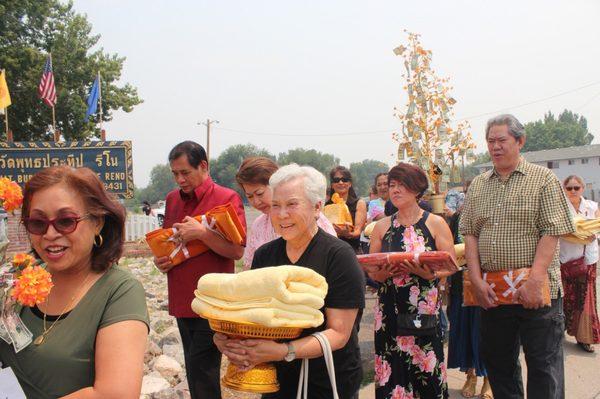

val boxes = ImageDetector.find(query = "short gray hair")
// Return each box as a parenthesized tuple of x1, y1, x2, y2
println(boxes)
(269, 163, 327, 206)
(485, 114, 525, 140)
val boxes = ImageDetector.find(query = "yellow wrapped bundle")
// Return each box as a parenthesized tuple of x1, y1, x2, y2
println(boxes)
(191, 266, 328, 328)
(454, 243, 466, 267)
(363, 221, 377, 238)
(562, 216, 600, 245)
(323, 193, 353, 227)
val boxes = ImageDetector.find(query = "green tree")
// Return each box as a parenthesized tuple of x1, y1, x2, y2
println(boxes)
(469, 152, 490, 165)
(277, 148, 340, 176)
(460, 152, 491, 183)
(522, 110, 593, 152)
(211, 144, 274, 197)
(0, 0, 142, 141)
(349, 159, 389, 197)
(137, 164, 177, 204)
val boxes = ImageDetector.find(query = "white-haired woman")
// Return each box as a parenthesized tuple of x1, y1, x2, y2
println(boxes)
(235, 157, 336, 270)
(214, 164, 365, 399)
(559, 175, 600, 353)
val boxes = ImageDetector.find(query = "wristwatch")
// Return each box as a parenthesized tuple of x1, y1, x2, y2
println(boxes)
(283, 342, 296, 362)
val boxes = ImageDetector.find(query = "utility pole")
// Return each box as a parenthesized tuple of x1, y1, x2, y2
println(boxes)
(198, 119, 219, 161)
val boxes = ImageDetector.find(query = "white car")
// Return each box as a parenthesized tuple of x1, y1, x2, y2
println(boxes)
(151, 200, 166, 226)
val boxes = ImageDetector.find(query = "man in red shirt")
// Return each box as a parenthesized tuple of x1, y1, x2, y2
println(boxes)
(154, 141, 246, 399)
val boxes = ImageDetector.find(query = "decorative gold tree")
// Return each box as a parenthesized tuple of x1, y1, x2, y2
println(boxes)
(393, 31, 476, 198)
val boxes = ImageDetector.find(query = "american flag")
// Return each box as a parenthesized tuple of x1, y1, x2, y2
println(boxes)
(38, 55, 57, 107)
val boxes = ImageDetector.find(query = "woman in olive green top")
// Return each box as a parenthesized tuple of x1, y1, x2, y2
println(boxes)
(0, 166, 149, 398)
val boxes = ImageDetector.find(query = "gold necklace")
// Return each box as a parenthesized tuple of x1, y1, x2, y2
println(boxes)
(34, 272, 93, 346)
(397, 208, 423, 227)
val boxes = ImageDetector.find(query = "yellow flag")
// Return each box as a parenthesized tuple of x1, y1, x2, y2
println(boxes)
(0, 70, 12, 109)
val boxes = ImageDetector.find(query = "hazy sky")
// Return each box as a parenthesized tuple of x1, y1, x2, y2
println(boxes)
(73, 0, 600, 187)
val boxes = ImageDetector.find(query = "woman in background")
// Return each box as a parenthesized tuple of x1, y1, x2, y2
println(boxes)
(367, 172, 389, 222)
(361, 173, 389, 289)
(236, 157, 336, 270)
(326, 166, 367, 253)
(559, 175, 600, 353)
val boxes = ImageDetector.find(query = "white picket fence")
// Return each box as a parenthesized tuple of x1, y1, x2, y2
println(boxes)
(125, 214, 161, 241)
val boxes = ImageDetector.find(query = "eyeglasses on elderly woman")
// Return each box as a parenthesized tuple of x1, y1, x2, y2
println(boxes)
(565, 186, 581, 192)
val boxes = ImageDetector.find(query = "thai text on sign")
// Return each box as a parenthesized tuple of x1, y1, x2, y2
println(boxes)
(0, 141, 134, 198)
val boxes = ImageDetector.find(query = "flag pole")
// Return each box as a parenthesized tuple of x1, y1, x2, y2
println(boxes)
(3, 107, 8, 138)
(1, 69, 8, 138)
(51, 105, 57, 140)
(98, 71, 104, 136)
(49, 53, 57, 139)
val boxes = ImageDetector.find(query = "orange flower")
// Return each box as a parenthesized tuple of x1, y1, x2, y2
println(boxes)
(11, 266, 53, 307)
(0, 177, 24, 213)
(12, 253, 36, 269)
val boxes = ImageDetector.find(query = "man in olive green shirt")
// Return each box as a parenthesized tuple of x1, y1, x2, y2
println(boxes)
(460, 114, 575, 399)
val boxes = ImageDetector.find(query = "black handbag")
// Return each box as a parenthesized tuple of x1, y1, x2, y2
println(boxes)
(396, 314, 438, 336)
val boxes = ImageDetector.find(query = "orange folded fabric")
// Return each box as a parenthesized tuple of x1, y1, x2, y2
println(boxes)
(145, 202, 246, 266)
(204, 203, 245, 246)
(463, 267, 551, 307)
(357, 251, 459, 273)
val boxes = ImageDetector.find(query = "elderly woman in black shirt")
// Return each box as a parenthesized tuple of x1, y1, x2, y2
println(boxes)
(214, 163, 365, 399)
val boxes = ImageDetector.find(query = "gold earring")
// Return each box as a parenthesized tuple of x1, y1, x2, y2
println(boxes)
(94, 234, 104, 247)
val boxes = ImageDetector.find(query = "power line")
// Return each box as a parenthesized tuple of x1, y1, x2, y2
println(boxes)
(214, 126, 393, 137)
(576, 89, 600, 112)
(455, 80, 600, 121)
(212, 80, 600, 137)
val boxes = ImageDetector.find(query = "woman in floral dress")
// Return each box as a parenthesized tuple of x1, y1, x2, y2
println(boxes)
(369, 163, 456, 399)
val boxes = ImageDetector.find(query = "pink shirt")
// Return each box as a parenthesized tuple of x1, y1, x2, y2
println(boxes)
(243, 212, 337, 270)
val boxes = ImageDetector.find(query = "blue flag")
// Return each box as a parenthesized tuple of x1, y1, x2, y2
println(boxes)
(85, 75, 100, 122)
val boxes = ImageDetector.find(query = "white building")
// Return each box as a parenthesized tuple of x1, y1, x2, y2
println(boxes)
(475, 144, 600, 201)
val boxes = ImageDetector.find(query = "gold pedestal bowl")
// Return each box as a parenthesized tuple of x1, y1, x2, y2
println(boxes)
(208, 319, 303, 393)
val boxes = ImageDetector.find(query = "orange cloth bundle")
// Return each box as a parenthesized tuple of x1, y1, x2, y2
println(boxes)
(357, 251, 459, 273)
(323, 193, 353, 227)
(462, 267, 551, 307)
(206, 203, 246, 247)
(145, 202, 246, 266)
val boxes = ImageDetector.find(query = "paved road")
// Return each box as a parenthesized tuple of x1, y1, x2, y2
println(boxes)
(359, 277, 600, 399)
(359, 332, 599, 398)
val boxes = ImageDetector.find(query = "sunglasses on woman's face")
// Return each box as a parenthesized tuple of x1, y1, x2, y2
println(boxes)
(23, 214, 90, 235)
(332, 177, 351, 183)
(565, 186, 581, 192)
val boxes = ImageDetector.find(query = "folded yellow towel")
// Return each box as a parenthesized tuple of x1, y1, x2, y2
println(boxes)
(192, 265, 328, 328)
(191, 297, 324, 327)
(562, 216, 600, 244)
